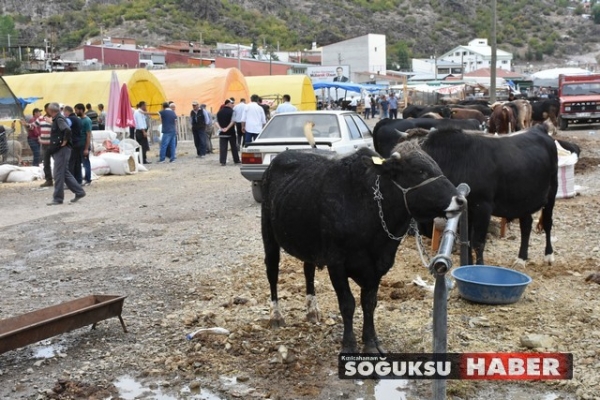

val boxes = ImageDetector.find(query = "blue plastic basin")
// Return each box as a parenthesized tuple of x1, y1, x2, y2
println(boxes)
(451, 265, 532, 305)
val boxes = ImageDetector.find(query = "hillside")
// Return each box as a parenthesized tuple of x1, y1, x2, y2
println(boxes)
(1, 0, 599, 69)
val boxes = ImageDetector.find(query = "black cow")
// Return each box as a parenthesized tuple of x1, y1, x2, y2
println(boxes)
(261, 144, 466, 354)
(373, 119, 484, 157)
(374, 124, 558, 266)
(402, 104, 452, 119)
(531, 98, 560, 125)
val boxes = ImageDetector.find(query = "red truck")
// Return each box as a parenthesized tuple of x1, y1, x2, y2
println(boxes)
(558, 73, 600, 130)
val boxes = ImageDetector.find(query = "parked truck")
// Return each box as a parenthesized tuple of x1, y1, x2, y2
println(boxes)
(558, 73, 600, 130)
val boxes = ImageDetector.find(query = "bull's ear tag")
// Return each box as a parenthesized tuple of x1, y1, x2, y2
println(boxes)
(371, 156, 385, 165)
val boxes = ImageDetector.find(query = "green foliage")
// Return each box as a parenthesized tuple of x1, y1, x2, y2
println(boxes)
(574, 4, 585, 16)
(4, 59, 21, 75)
(593, 4, 600, 23)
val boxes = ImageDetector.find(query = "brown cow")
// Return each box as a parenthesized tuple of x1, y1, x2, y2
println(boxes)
(509, 99, 532, 131)
(450, 107, 486, 123)
(488, 103, 518, 134)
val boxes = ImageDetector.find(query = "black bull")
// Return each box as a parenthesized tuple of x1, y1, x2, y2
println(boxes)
(372, 118, 484, 156)
(373, 123, 559, 266)
(261, 143, 466, 354)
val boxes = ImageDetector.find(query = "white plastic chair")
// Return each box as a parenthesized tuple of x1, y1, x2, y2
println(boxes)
(118, 138, 143, 166)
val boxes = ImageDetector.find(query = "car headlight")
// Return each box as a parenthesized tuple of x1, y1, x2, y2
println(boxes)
(564, 106, 571, 111)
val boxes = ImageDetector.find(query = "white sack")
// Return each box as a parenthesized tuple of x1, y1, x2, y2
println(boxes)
(99, 152, 137, 175)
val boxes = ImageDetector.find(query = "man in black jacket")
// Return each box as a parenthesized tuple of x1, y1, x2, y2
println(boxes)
(46, 102, 86, 206)
(215, 99, 240, 166)
(190, 101, 207, 157)
(64, 105, 84, 184)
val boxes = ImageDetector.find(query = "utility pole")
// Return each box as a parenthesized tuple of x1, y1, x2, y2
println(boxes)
(237, 43, 241, 72)
(490, 0, 497, 103)
(101, 26, 105, 67)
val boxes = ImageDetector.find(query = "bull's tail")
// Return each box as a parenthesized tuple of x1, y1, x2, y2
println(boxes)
(304, 121, 316, 148)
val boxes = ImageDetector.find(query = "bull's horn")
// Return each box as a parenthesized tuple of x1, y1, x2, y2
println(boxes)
(394, 129, 409, 139)
(391, 152, 401, 160)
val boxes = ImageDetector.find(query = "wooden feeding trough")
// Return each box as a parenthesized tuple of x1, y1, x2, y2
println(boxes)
(0, 295, 127, 355)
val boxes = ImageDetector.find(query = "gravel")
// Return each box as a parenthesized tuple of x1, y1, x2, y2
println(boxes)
(1, 126, 599, 400)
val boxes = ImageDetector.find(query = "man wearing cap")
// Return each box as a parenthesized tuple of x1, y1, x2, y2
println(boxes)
(241, 94, 266, 144)
(158, 101, 178, 163)
(190, 101, 207, 158)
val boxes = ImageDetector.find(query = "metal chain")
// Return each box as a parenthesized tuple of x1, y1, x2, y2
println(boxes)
(373, 175, 435, 268)
(373, 175, 407, 242)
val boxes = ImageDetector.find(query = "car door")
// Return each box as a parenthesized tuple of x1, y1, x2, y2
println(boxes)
(339, 114, 373, 154)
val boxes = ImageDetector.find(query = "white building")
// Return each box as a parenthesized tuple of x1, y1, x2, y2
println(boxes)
(438, 38, 513, 73)
(321, 34, 386, 82)
(411, 58, 464, 79)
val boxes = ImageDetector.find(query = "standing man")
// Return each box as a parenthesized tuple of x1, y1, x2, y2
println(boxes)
(216, 99, 240, 166)
(232, 98, 247, 149)
(190, 101, 207, 158)
(201, 104, 214, 154)
(85, 103, 99, 130)
(38, 103, 53, 187)
(22, 108, 42, 166)
(45, 102, 85, 205)
(134, 101, 151, 164)
(363, 95, 371, 120)
(75, 103, 93, 186)
(64, 106, 84, 185)
(388, 92, 398, 119)
(273, 94, 297, 115)
(97, 103, 106, 130)
(242, 94, 266, 144)
(158, 101, 178, 163)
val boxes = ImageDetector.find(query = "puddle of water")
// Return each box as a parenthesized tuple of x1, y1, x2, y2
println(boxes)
(356, 379, 410, 400)
(113, 375, 223, 400)
(32, 343, 64, 359)
(353, 380, 571, 400)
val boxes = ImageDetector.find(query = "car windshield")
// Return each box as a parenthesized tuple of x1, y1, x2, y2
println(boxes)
(259, 114, 341, 139)
(562, 83, 600, 96)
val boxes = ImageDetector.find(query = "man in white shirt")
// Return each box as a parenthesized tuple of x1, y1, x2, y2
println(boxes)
(134, 101, 151, 164)
(273, 94, 297, 115)
(241, 94, 266, 144)
(232, 98, 247, 149)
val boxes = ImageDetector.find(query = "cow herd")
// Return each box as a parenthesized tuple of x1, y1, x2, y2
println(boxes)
(258, 98, 579, 354)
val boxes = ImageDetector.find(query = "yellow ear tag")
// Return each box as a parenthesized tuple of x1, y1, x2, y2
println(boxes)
(371, 156, 385, 165)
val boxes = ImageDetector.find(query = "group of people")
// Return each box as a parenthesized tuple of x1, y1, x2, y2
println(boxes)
(361, 93, 400, 119)
(21, 102, 105, 205)
(202, 93, 296, 166)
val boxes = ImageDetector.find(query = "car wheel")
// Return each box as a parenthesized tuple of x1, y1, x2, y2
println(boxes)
(251, 181, 263, 203)
(559, 117, 568, 131)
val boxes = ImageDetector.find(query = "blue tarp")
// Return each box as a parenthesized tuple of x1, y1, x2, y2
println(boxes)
(312, 82, 385, 94)
(17, 97, 43, 109)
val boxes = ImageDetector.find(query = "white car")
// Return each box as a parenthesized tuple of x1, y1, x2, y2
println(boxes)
(240, 110, 374, 202)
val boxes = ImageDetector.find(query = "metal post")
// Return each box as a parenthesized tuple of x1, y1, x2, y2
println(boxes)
(429, 183, 470, 400)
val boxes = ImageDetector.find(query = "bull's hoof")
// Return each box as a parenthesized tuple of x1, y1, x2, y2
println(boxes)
(512, 258, 527, 268)
(305, 294, 322, 324)
(340, 344, 359, 355)
(306, 309, 322, 324)
(544, 253, 555, 265)
(363, 340, 386, 355)
(268, 317, 286, 329)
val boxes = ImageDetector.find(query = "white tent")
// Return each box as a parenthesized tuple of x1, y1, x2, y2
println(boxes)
(531, 67, 591, 88)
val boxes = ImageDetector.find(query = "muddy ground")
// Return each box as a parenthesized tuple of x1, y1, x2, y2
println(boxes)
(1, 124, 600, 400)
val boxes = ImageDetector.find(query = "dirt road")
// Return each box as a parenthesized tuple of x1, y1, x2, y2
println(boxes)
(1, 122, 599, 400)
